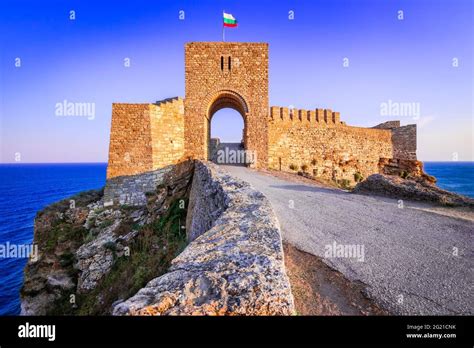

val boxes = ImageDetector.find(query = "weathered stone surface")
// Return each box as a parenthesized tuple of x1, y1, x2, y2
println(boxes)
(267, 108, 419, 186)
(378, 158, 436, 184)
(354, 174, 474, 207)
(113, 161, 295, 316)
(107, 98, 185, 179)
(21, 162, 194, 315)
(184, 42, 269, 169)
(185, 161, 229, 241)
(21, 190, 103, 315)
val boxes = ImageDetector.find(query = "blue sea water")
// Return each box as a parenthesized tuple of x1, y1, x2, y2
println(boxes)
(0, 162, 472, 315)
(0, 163, 106, 315)
(423, 162, 474, 199)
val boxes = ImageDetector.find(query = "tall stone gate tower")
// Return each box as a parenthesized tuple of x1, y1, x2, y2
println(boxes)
(107, 41, 418, 184)
(184, 42, 269, 168)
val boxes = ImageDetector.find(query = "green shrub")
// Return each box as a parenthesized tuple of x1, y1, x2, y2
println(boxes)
(354, 172, 363, 183)
(301, 164, 308, 172)
(103, 241, 117, 252)
(338, 179, 351, 190)
(289, 164, 298, 171)
(99, 219, 113, 228)
(400, 170, 409, 179)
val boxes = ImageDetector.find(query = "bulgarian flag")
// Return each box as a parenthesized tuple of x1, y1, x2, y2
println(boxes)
(223, 12, 238, 28)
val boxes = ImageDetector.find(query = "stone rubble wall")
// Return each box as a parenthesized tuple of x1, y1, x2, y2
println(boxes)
(103, 165, 174, 206)
(103, 159, 194, 207)
(113, 161, 295, 315)
(391, 125, 417, 160)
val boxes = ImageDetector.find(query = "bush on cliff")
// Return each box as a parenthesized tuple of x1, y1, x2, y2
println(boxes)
(75, 198, 188, 315)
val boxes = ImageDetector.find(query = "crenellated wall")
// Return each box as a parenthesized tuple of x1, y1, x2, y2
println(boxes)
(267, 106, 413, 184)
(106, 42, 418, 184)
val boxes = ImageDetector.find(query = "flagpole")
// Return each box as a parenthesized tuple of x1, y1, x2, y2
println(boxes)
(222, 10, 225, 42)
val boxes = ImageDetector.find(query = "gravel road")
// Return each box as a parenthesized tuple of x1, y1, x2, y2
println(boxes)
(222, 165, 473, 315)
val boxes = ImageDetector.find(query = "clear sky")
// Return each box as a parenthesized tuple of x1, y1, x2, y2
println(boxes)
(0, 0, 472, 162)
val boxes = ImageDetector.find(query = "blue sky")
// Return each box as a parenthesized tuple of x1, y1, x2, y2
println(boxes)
(0, 0, 472, 162)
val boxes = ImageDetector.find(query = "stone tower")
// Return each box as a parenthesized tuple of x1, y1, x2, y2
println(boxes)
(106, 41, 418, 184)
(184, 42, 269, 168)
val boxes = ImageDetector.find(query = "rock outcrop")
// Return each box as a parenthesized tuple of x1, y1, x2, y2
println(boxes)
(21, 161, 193, 315)
(378, 158, 436, 184)
(21, 160, 295, 316)
(354, 174, 474, 207)
(112, 161, 295, 315)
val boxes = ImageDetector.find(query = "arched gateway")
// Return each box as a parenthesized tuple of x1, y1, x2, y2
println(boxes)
(107, 41, 417, 186)
(184, 42, 269, 168)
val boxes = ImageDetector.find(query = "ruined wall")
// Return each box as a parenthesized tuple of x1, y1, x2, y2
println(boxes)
(268, 106, 395, 184)
(106, 98, 185, 179)
(184, 42, 269, 168)
(391, 125, 417, 160)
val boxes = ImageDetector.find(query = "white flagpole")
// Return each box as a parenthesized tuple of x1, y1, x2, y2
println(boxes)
(222, 11, 225, 42)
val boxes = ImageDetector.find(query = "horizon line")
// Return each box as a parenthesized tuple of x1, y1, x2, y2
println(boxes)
(0, 160, 473, 165)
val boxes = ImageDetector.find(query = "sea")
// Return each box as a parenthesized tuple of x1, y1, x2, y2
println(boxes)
(0, 164, 107, 315)
(0, 161, 472, 315)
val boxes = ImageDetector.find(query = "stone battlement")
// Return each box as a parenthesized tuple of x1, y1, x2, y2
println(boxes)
(106, 42, 419, 185)
(270, 106, 342, 125)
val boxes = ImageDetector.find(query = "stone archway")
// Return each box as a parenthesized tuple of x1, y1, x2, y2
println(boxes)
(184, 42, 269, 168)
(205, 90, 249, 163)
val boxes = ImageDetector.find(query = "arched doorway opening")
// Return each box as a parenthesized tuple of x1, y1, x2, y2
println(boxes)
(204, 90, 253, 166)
(209, 108, 245, 165)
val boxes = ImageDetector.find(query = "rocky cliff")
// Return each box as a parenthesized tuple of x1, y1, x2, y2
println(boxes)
(21, 161, 194, 315)
(21, 160, 295, 315)
(354, 174, 474, 207)
(113, 162, 295, 315)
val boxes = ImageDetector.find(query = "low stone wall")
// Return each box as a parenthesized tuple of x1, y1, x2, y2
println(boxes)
(103, 164, 176, 206)
(103, 160, 196, 207)
(113, 161, 295, 315)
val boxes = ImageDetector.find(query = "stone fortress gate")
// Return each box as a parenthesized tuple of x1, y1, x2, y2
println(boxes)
(107, 42, 418, 183)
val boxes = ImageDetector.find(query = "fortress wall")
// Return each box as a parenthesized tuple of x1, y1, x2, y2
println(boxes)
(268, 106, 394, 184)
(107, 104, 155, 179)
(391, 124, 417, 160)
(106, 99, 185, 179)
(149, 98, 185, 168)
